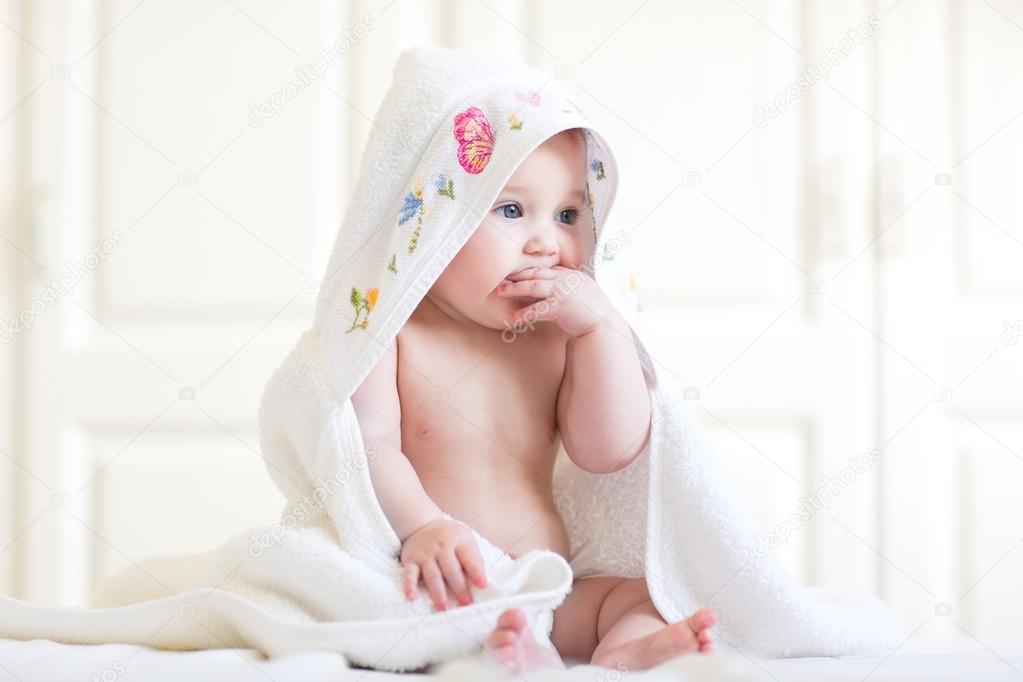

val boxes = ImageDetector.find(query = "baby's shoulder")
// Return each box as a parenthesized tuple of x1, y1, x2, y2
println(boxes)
(396, 301, 434, 343)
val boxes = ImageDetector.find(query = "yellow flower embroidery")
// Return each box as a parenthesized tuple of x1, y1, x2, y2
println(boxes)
(508, 112, 523, 130)
(627, 274, 643, 313)
(346, 286, 380, 332)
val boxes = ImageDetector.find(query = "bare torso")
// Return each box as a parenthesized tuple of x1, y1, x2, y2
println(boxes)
(396, 295, 572, 561)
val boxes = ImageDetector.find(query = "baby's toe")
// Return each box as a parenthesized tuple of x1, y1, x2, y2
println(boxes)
(689, 608, 717, 632)
(488, 630, 518, 649)
(496, 607, 527, 631)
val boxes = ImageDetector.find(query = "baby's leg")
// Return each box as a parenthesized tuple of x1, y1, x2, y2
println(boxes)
(551, 576, 716, 669)
(589, 578, 716, 669)
(549, 576, 626, 662)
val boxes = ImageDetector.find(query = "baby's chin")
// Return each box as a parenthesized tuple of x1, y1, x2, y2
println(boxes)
(439, 290, 535, 332)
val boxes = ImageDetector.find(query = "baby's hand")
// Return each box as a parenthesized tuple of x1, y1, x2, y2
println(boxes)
(497, 265, 611, 337)
(400, 518, 488, 611)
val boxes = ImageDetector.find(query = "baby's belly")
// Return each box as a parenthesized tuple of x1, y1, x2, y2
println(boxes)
(448, 494, 570, 562)
(402, 409, 570, 560)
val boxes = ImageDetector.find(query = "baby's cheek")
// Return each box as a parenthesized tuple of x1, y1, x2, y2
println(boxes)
(561, 255, 581, 270)
(446, 264, 500, 305)
(471, 269, 502, 298)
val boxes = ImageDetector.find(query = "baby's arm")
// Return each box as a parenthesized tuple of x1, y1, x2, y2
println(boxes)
(350, 337, 443, 541)
(350, 337, 488, 609)
(556, 307, 652, 474)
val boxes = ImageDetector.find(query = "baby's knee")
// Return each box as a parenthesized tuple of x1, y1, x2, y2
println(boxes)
(607, 577, 650, 608)
(596, 577, 654, 637)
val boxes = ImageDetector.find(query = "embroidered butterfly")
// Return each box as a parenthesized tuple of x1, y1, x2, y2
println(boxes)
(514, 90, 542, 106)
(453, 106, 494, 174)
(562, 98, 588, 120)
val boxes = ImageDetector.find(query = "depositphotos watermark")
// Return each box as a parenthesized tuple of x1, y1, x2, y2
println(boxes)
(752, 14, 882, 128)
(0, 231, 127, 343)
(1002, 319, 1022, 345)
(498, 230, 632, 343)
(247, 15, 378, 128)
(739, 444, 882, 563)
(89, 659, 126, 682)
(594, 662, 629, 682)
(247, 447, 377, 558)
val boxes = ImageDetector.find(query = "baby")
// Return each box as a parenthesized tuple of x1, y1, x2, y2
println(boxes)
(350, 127, 716, 673)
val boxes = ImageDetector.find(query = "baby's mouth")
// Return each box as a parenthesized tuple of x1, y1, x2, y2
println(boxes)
(501, 266, 537, 282)
(493, 276, 531, 302)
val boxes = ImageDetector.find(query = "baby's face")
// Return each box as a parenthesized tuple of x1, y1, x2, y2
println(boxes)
(426, 129, 589, 331)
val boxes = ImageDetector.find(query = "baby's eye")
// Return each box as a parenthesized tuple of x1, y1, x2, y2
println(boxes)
(495, 203, 522, 219)
(557, 208, 580, 224)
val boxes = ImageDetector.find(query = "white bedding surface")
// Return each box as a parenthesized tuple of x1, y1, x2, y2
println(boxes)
(2, 636, 1021, 681)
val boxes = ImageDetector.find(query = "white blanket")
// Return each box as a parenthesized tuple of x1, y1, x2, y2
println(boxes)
(0, 45, 904, 672)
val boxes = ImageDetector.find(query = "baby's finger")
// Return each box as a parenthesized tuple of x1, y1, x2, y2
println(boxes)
(437, 551, 470, 605)
(421, 560, 448, 611)
(402, 562, 420, 601)
(506, 267, 557, 281)
(497, 278, 554, 299)
(455, 543, 488, 588)
(508, 298, 559, 325)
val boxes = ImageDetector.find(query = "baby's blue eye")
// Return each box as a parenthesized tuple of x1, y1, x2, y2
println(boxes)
(557, 208, 580, 224)
(495, 203, 522, 219)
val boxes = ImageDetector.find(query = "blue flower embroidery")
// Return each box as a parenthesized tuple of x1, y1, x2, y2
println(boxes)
(399, 190, 423, 225)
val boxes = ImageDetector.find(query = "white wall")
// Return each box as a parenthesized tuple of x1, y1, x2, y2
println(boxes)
(0, 0, 1020, 654)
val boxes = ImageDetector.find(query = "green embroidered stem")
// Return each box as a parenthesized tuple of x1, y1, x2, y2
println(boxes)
(408, 215, 422, 255)
(437, 179, 455, 199)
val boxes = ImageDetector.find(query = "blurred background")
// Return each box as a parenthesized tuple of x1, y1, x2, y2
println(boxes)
(1, 0, 1020, 652)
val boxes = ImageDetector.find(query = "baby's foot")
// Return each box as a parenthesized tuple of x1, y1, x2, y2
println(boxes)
(482, 608, 565, 674)
(591, 607, 717, 670)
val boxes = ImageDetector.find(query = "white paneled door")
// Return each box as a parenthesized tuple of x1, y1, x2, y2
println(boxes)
(1, 0, 364, 603)
(874, 0, 1023, 644)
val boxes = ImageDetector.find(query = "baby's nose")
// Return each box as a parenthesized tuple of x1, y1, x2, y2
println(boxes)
(525, 233, 558, 257)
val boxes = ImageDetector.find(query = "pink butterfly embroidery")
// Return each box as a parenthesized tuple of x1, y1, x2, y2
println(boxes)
(453, 107, 494, 174)
(566, 98, 588, 120)
(515, 90, 542, 106)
